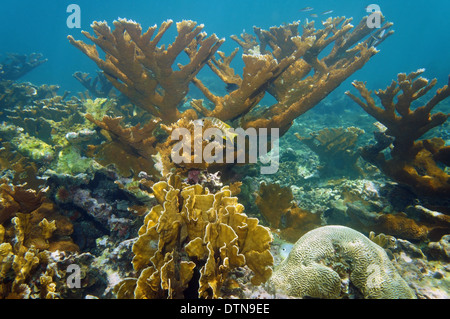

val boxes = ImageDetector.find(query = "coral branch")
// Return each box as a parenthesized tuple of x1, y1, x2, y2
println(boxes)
(68, 19, 224, 123)
(0, 53, 47, 81)
(73, 71, 114, 98)
(346, 70, 450, 197)
(191, 16, 393, 134)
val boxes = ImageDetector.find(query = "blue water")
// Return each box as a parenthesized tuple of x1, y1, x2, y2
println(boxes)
(1, 0, 449, 94)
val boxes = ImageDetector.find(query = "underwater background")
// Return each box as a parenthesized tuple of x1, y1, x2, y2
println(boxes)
(0, 0, 449, 299)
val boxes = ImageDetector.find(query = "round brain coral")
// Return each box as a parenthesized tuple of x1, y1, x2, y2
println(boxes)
(269, 225, 416, 299)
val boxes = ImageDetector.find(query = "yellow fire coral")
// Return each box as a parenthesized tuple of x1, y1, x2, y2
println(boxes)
(0, 218, 60, 299)
(0, 179, 78, 252)
(114, 174, 273, 299)
(270, 225, 416, 299)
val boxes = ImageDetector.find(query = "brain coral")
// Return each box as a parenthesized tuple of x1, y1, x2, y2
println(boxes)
(269, 225, 416, 299)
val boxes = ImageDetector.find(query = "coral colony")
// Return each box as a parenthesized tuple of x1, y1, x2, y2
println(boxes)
(0, 10, 449, 300)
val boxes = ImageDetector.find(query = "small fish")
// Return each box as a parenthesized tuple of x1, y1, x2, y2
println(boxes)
(279, 243, 293, 260)
(322, 10, 333, 15)
(300, 7, 314, 12)
(225, 82, 239, 93)
(194, 117, 238, 141)
(310, 13, 318, 18)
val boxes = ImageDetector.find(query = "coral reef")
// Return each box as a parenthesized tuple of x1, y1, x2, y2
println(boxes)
(270, 225, 416, 299)
(0, 178, 78, 252)
(2, 11, 448, 301)
(114, 174, 273, 299)
(255, 182, 321, 242)
(0, 207, 65, 298)
(295, 126, 364, 177)
(346, 69, 450, 197)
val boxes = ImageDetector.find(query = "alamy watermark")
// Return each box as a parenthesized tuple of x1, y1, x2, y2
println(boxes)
(66, 4, 81, 29)
(170, 125, 280, 175)
(66, 264, 81, 288)
(366, 4, 382, 28)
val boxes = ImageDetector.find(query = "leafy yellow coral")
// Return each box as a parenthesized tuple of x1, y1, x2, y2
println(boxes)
(0, 216, 61, 299)
(117, 174, 273, 299)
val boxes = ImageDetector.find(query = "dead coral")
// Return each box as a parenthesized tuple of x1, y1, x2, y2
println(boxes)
(346, 69, 450, 197)
(114, 174, 273, 299)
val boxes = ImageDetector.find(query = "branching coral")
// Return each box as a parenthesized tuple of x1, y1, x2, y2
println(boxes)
(68, 19, 224, 124)
(295, 126, 364, 177)
(0, 179, 78, 252)
(84, 114, 161, 177)
(73, 71, 114, 98)
(70, 16, 392, 137)
(346, 69, 450, 196)
(114, 174, 273, 299)
(270, 225, 416, 299)
(193, 17, 393, 134)
(0, 53, 47, 81)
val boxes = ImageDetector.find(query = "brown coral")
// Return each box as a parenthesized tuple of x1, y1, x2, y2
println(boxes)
(255, 182, 321, 242)
(0, 179, 78, 252)
(345, 202, 450, 242)
(193, 17, 393, 134)
(85, 115, 161, 177)
(68, 19, 224, 124)
(70, 16, 392, 140)
(0, 218, 62, 299)
(346, 69, 450, 197)
(115, 174, 273, 299)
